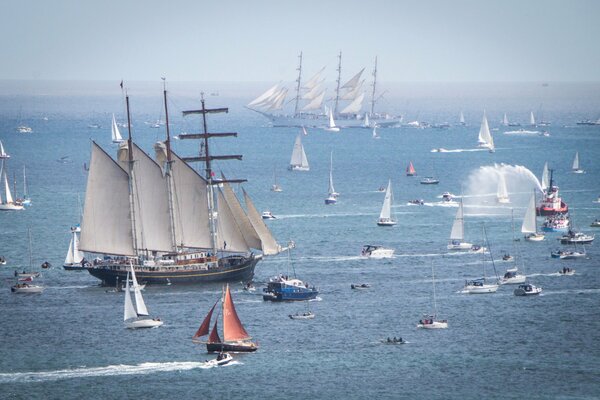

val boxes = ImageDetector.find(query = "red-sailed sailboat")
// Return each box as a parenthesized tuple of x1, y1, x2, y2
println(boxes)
(406, 162, 416, 176)
(193, 284, 258, 353)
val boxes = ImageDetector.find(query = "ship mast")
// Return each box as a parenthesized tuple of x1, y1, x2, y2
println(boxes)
(161, 79, 178, 252)
(124, 94, 139, 256)
(293, 51, 303, 117)
(370, 56, 378, 117)
(181, 94, 246, 256)
(334, 51, 342, 116)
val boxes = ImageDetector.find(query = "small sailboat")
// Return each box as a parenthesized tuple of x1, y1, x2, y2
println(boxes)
(462, 225, 499, 294)
(572, 151, 584, 174)
(522, 191, 545, 241)
(20, 166, 31, 206)
(325, 151, 338, 204)
(377, 179, 397, 226)
(324, 107, 340, 132)
(123, 264, 163, 329)
(364, 113, 371, 128)
(529, 111, 536, 126)
(11, 229, 44, 294)
(496, 171, 510, 203)
(289, 133, 310, 171)
(501, 210, 526, 285)
(111, 114, 125, 143)
(417, 263, 448, 329)
(406, 161, 416, 176)
(502, 113, 509, 126)
(193, 284, 258, 353)
(447, 200, 475, 250)
(271, 167, 282, 192)
(477, 112, 495, 152)
(459, 111, 466, 126)
(0, 141, 10, 159)
(372, 125, 380, 139)
(63, 226, 86, 270)
(0, 162, 24, 211)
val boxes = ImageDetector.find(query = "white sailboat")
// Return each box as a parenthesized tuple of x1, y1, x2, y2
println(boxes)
(522, 191, 545, 241)
(111, 114, 124, 143)
(540, 162, 549, 192)
(364, 113, 371, 128)
(496, 171, 510, 203)
(271, 167, 282, 192)
(289, 133, 310, 171)
(0, 162, 24, 211)
(11, 229, 44, 293)
(377, 179, 396, 226)
(572, 151, 584, 174)
(462, 225, 499, 294)
(459, 111, 465, 126)
(447, 200, 474, 250)
(417, 263, 448, 329)
(529, 111, 536, 126)
(477, 112, 495, 152)
(502, 113, 509, 126)
(501, 210, 527, 285)
(325, 151, 338, 205)
(20, 166, 31, 206)
(63, 226, 86, 270)
(123, 264, 163, 329)
(372, 125, 380, 139)
(0, 141, 10, 159)
(324, 107, 340, 132)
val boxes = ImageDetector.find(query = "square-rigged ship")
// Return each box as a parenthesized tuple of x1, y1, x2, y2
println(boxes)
(81, 88, 285, 286)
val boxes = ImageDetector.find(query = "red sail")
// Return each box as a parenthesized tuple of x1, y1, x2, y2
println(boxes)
(222, 284, 251, 342)
(208, 319, 221, 344)
(193, 300, 218, 339)
(406, 162, 415, 175)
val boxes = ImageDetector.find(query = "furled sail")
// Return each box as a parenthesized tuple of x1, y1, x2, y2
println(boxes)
(222, 285, 251, 342)
(243, 189, 281, 255)
(450, 201, 465, 241)
(80, 142, 135, 256)
(216, 188, 250, 253)
(340, 93, 365, 114)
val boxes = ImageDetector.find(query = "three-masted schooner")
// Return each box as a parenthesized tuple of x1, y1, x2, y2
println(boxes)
(81, 87, 285, 286)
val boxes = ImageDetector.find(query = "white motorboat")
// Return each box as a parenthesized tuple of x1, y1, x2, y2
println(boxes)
(417, 264, 448, 329)
(289, 311, 315, 320)
(447, 200, 475, 250)
(361, 245, 395, 259)
(123, 264, 163, 329)
(377, 180, 397, 226)
(514, 283, 542, 296)
(522, 191, 545, 241)
(261, 211, 276, 219)
(420, 176, 439, 185)
(17, 125, 33, 133)
(560, 231, 594, 244)
(558, 267, 575, 276)
(11, 283, 44, 293)
(204, 352, 233, 367)
(590, 219, 600, 227)
(552, 249, 586, 260)
(289, 132, 310, 171)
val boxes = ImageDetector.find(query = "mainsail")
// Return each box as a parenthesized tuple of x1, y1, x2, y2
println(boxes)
(478, 113, 492, 145)
(541, 162, 549, 191)
(379, 180, 394, 220)
(572, 152, 580, 170)
(131, 266, 148, 316)
(328, 151, 336, 196)
(123, 273, 137, 321)
(64, 232, 84, 265)
(450, 201, 465, 241)
(529, 111, 536, 125)
(111, 114, 124, 143)
(220, 177, 262, 251)
(243, 189, 281, 255)
(521, 192, 537, 234)
(290, 134, 309, 169)
(216, 188, 250, 253)
(223, 284, 251, 342)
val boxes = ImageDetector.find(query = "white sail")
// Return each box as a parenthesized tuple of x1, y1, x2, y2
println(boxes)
(301, 91, 325, 111)
(502, 113, 509, 126)
(340, 93, 365, 114)
(541, 162, 549, 191)
(341, 68, 365, 90)
(572, 152, 580, 170)
(123, 273, 137, 321)
(243, 189, 281, 255)
(302, 84, 324, 100)
(220, 177, 262, 251)
(80, 142, 135, 256)
(155, 143, 213, 249)
(521, 192, 537, 234)
(111, 114, 124, 143)
(118, 142, 174, 253)
(247, 83, 280, 107)
(216, 188, 250, 253)
(478, 113, 492, 145)
(290, 134, 309, 169)
(529, 111, 536, 125)
(328, 107, 338, 128)
(130, 265, 148, 316)
(65, 231, 84, 265)
(328, 151, 336, 195)
(497, 172, 509, 201)
(364, 114, 370, 127)
(460, 111, 465, 124)
(64, 236, 75, 265)
(3, 170, 14, 204)
(0, 141, 7, 158)
(379, 180, 394, 220)
(267, 88, 288, 110)
(302, 67, 325, 90)
(340, 80, 364, 100)
(449, 201, 465, 240)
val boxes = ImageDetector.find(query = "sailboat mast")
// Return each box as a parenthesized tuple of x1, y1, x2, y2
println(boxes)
(28, 228, 33, 270)
(431, 262, 438, 318)
(22, 166, 27, 197)
(162, 80, 178, 251)
(293, 52, 303, 117)
(370, 56, 378, 116)
(334, 51, 342, 116)
(125, 94, 139, 256)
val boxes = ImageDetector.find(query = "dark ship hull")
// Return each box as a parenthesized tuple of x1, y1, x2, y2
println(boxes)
(87, 255, 258, 286)
(206, 342, 258, 353)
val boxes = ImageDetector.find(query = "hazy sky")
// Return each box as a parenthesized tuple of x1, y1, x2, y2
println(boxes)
(2, 0, 599, 82)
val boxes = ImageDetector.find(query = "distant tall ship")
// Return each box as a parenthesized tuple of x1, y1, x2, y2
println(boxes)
(82, 88, 286, 286)
(247, 53, 400, 128)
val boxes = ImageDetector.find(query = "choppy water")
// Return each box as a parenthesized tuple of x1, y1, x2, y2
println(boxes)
(0, 82, 599, 399)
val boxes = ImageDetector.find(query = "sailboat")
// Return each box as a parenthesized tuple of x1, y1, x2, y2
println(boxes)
(406, 161, 416, 176)
(20, 166, 31, 206)
(417, 263, 448, 329)
(123, 264, 163, 329)
(500, 210, 527, 285)
(325, 151, 338, 204)
(477, 112, 495, 152)
(63, 226, 86, 270)
(377, 179, 396, 226)
(289, 133, 310, 171)
(496, 171, 510, 203)
(529, 111, 536, 126)
(0, 161, 24, 211)
(271, 167, 282, 192)
(572, 151, 584, 174)
(502, 113, 509, 126)
(324, 107, 340, 132)
(447, 200, 476, 251)
(462, 225, 499, 294)
(522, 190, 545, 241)
(111, 113, 124, 143)
(80, 88, 286, 286)
(459, 111, 466, 126)
(372, 125, 380, 139)
(364, 113, 371, 128)
(193, 284, 258, 353)
(11, 229, 44, 293)
(0, 141, 10, 159)
(540, 162, 549, 193)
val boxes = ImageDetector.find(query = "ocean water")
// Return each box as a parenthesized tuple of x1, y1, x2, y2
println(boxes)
(0, 81, 599, 399)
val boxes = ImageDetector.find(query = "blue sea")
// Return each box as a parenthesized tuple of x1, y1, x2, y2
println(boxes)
(0, 81, 599, 399)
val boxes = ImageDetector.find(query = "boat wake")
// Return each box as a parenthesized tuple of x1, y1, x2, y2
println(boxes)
(430, 148, 489, 153)
(0, 360, 241, 383)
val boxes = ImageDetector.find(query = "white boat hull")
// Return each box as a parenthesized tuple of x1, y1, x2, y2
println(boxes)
(363, 248, 395, 259)
(447, 242, 473, 251)
(0, 203, 25, 211)
(11, 285, 44, 293)
(525, 233, 545, 242)
(417, 321, 448, 329)
(377, 219, 397, 226)
(125, 318, 163, 329)
(501, 275, 527, 285)
(514, 286, 542, 296)
(463, 284, 498, 294)
(289, 166, 309, 172)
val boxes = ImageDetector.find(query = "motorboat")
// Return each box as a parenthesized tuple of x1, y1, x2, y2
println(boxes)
(431, 148, 449, 153)
(514, 284, 542, 296)
(263, 275, 318, 301)
(551, 249, 586, 259)
(408, 199, 424, 206)
(261, 211, 276, 219)
(289, 311, 315, 320)
(559, 231, 594, 244)
(420, 177, 439, 185)
(590, 219, 600, 227)
(502, 254, 514, 262)
(417, 316, 448, 329)
(204, 352, 233, 367)
(558, 267, 575, 276)
(441, 192, 456, 202)
(11, 283, 44, 293)
(351, 283, 371, 290)
(537, 170, 568, 216)
(242, 281, 256, 292)
(382, 337, 406, 345)
(361, 245, 395, 259)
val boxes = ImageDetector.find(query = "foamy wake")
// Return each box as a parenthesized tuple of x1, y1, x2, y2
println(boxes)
(0, 360, 241, 383)
(431, 148, 489, 153)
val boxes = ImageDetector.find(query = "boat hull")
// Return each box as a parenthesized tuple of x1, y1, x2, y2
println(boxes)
(87, 256, 259, 286)
(262, 289, 318, 301)
(63, 264, 88, 271)
(524, 233, 545, 241)
(125, 318, 163, 329)
(463, 284, 499, 294)
(536, 202, 568, 216)
(417, 321, 448, 329)
(206, 342, 258, 353)
(0, 203, 25, 211)
(11, 285, 44, 293)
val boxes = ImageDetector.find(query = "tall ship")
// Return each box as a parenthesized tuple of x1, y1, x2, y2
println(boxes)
(536, 169, 568, 216)
(247, 52, 400, 128)
(81, 86, 286, 286)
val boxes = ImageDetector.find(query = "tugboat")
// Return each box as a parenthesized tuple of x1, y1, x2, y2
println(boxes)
(537, 169, 568, 216)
